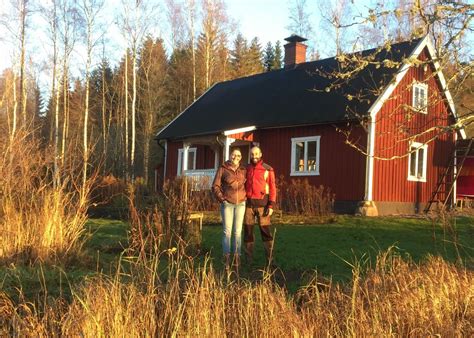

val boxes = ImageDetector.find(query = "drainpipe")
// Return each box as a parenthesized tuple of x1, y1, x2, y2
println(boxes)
(157, 139, 167, 190)
(360, 117, 378, 216)
(365, 117, 376, 201)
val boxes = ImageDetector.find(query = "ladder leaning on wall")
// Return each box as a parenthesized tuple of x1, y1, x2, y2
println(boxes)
(424, 138, 474, 213)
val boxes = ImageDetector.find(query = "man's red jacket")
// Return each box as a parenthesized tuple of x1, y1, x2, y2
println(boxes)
(245, 160, 277, 208)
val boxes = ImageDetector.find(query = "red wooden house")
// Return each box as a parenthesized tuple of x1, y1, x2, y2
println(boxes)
(155, 35, 465, 215)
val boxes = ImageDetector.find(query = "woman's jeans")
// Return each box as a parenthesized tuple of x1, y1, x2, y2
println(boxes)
(220, 201, 245, 255)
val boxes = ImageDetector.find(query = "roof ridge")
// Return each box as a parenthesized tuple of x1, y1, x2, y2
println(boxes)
(215, 36, 425, 85)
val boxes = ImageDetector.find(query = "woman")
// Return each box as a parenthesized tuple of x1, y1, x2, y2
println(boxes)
(212, 148, 246, 271)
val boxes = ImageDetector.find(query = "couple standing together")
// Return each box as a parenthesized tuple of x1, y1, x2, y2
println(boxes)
(212, 146, 277, 271)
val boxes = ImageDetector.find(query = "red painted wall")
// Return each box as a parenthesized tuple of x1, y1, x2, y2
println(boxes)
(256, 124, 367, 201)
(165, 140, 181, 180)
(457, 158, 474, 197)
(164, 124, 368, 202)
(372, 47, 455, 203)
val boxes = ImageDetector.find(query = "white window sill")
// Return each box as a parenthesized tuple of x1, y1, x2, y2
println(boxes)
(413, 107, 428, 114)
(407, 176, 426, 182)
(290, 171, 320, 177)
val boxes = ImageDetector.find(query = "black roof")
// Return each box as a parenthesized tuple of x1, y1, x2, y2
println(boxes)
(157, 38, 423, 140)
(285, 34, 307, 43)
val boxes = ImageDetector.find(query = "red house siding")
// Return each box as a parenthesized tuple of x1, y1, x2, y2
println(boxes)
(165, 141, 181, 180)
(255, 124, 367, 201)
(373, 48, 455, 205)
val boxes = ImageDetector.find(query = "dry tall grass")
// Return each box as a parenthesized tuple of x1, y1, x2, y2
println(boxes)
(1, 249, 472, 336)
(0, 132, 91, 263)
(277, 176, 335, 216)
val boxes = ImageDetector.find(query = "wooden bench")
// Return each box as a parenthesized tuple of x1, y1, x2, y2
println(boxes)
(177, 212, 204, 230)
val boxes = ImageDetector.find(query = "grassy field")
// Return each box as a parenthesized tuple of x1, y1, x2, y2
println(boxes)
(203, 214, 474, 287)
(2, 214, 472, 301)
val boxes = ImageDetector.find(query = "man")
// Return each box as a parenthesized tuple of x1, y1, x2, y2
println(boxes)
(244, 146, 277, 266)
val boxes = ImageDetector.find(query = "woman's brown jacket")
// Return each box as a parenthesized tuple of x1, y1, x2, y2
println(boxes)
(212, 161, 247, 204)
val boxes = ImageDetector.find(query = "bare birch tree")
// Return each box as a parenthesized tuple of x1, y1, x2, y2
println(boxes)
(59, 0, 80, 165)
(186, 0, 197, 100)
(1, 0, 32, 138)
(118, 0, 157, 181)
(78, 0, 104, 191)
(198, 0, 230, 90)
(317, 0, 352, 55)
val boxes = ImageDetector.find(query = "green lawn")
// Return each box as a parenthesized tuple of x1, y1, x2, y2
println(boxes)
(202, 215, 474, 284)
(1, 215, 472, 300)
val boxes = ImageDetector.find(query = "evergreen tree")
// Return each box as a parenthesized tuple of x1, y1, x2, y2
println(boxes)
(230, 33, 248, 78)
(167, 45, 194, 115)
(263, 41, 275, 72)
(273, 40, 283, 70)
(246, 37, 264, 75)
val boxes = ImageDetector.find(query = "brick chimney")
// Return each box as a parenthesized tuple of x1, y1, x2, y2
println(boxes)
(284, 34, 307, 68)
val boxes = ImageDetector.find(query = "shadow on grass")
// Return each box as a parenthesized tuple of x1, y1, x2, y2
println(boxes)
(201, 215, 474, 291)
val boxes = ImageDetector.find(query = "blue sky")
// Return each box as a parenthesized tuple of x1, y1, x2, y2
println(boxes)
(227, 0, 299, 46)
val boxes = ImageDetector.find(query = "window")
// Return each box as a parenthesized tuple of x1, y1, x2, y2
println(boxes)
(412, 82, 428, 113)
(290, 136, 320, 176)
(408, 141, 427, 182)
(177, 147, 197, 175)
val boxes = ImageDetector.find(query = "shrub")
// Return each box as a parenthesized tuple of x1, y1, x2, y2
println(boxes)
(129, 178, 203, 254)
(277, 175, 335, 216)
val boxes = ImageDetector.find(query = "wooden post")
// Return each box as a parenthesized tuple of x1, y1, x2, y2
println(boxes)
(183, 142, 190, 202)
(223, 137, 235, 161)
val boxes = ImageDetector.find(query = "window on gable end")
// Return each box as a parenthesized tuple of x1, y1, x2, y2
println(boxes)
(412, 82, 428, 113)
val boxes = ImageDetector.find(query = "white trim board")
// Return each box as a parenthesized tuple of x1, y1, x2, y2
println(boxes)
(223, 126, 256, 136)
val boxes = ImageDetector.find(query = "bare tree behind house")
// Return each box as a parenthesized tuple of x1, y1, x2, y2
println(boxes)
(78, 0, 104, 192)
(317, 0, 353, 55)
(118, 0, 157, 181)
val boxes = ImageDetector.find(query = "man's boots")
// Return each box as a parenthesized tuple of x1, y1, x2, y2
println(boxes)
(263, 240, 274, 268)
(244, 242, 254, 265)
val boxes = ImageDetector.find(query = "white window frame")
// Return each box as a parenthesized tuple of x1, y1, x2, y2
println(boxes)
(407, 141, 427, 182)
(412, 82, 428, 114)
(290, 136, 320, 176)
(177, 147, 197, 175)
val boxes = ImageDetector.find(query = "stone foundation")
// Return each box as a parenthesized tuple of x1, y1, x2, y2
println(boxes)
(356, 201, 379, 217)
